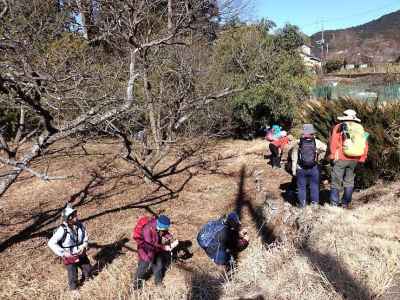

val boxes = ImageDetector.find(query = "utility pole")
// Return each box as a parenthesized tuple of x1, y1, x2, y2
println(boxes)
(316, 20, 325, 75)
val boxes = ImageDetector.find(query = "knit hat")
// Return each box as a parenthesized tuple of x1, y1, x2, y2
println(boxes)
(62, 206, 77, 221)
(156, 215, 171, 231)
(303, 124, 315, 135)
(337, 109, 361, 122)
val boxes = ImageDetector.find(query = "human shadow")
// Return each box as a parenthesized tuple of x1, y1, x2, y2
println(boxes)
(234, 165, 277, 245)
(174, 263, 223, 300)
(89, 237, 135, 275)
(300, 241, 373, 300)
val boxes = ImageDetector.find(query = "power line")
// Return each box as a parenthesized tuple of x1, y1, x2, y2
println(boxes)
(299, 0, 400, 29)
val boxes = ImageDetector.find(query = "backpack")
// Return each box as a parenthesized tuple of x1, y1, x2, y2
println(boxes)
(341, 122, 367, 157)
(197, 219, 225, 249)
(298, 137, 317, 169)
(132, 216, 154, 244)
(266, 129, 275, 142)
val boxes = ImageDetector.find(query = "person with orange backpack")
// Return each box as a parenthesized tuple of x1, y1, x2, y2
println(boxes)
(329, 109, 368, 208)
(132, 215, 178, 289)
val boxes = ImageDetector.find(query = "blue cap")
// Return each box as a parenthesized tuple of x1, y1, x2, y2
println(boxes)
(226, 212, 240, 225)
(156, 215, 171, 230)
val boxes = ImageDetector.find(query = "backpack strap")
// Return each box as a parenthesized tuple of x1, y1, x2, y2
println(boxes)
(58, 223, 85, 249)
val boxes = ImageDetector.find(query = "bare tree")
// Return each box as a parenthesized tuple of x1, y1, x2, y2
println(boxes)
(0, 0, 246, 201)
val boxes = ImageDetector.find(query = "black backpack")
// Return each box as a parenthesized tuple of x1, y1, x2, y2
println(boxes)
(298, 137, 317, 169)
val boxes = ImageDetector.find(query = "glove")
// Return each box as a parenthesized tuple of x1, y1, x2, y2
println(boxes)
(170, 240, 179, 249)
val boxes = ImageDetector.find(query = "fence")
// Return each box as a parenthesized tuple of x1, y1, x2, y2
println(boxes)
(312, 83, 400, 102)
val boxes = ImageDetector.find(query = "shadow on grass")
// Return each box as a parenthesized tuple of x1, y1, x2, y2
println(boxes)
(300, 241, 373, 300)
(175, 263, 223, 300)
(0, 157, 197, 252)
(234, 165, 277, 245)
(89, 237, 135, 276)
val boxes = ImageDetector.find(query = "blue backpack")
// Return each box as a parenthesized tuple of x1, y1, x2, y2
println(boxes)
(197, 219, 225, 249)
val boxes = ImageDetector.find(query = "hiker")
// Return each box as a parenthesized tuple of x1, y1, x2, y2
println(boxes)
(290, 124, 327, 208)
(132, 215, 179, 289)
(329, 109, 368, 208)
(48, 206, 92, 292)
(268, 130, 290, 168)
(197, 212, 249, 271)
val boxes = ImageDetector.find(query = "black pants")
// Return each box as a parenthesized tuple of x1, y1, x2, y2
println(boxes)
(269, 143, 281, 167)
(65, 255, 92, 290)
(133, 253, 168, 289)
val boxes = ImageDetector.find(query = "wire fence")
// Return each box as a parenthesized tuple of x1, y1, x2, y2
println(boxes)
(312, 83, 400, 102)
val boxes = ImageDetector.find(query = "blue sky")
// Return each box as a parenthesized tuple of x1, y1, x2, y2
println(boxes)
(251, 0, 400, 35)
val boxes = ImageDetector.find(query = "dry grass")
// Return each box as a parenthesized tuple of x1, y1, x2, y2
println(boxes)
(0, 138, 399, 300)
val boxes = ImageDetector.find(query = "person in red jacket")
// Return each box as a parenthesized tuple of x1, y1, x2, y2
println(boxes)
(269, 130, 290, 168)
(133, 215, 178, 289)
(329, 109, 368, 208)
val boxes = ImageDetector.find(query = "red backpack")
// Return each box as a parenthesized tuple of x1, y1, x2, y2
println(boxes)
(132, 216, 154, 243)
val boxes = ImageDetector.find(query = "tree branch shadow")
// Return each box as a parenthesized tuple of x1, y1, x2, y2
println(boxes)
(300, 240, 373, 300)
(0, 159, 196, 252)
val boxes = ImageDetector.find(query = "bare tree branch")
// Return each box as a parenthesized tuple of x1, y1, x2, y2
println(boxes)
(0, 156, 73, 181)
(0, 0, 8, 20)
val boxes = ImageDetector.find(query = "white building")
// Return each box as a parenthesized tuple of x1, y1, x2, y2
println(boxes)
(298, 45, 322, 70)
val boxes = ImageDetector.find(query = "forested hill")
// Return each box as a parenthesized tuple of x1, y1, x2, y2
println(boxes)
(310, 10, 400, 63)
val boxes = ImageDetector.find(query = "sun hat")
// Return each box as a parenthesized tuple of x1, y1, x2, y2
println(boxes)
(156, 215, 171, 231)
(337, 109, 361, 122)
(303, 124, 315, 135)
(62, 206, 77, 221)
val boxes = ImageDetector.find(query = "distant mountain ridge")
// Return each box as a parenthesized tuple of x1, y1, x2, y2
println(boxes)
(310, 10, 400, 63)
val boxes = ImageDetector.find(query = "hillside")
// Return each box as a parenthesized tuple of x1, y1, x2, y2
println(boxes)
(311, 10, 400, 63)
(0, 139, 399, 299)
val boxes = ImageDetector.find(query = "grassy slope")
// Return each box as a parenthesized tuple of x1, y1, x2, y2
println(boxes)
(0, 139, 399, 300)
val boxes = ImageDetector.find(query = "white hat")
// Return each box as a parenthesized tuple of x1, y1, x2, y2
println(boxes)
(337, 109, 361, 122)
(280, 130, 287, 137)
(62, 206, 77, 221)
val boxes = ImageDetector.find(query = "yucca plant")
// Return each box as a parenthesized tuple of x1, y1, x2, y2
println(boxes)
(301, 98, 400, 188)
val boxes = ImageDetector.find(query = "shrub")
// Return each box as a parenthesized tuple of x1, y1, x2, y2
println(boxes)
(301, 98, 400, 188)
(324, 59, 343, 73)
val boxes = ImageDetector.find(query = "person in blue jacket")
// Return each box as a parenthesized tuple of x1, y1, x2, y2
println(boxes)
(197, 212, 249, 271)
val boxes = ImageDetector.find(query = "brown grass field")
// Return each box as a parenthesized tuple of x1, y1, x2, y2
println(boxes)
(0, 138, 399, 300)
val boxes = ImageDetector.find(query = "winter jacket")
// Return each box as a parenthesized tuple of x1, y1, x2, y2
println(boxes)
(290, 138, 327, 176)
(48, 221, 88, 257)
(329, 123, 368, 162)
(138, 219, 172, 262)
(271, 136, 290, 150)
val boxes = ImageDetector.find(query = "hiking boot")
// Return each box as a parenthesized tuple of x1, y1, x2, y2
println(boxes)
(342, 203, 352, 210)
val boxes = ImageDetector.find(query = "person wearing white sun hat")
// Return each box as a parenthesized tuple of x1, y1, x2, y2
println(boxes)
(329, 109, 368, 209)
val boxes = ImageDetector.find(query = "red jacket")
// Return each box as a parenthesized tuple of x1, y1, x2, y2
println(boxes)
(329, 123, 368, 162)
(271, 136, 289, 150)
(138, 219, 172, 262)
